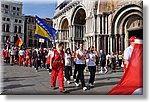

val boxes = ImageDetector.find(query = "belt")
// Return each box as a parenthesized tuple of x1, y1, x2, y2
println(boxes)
(53, 60, 62, 62)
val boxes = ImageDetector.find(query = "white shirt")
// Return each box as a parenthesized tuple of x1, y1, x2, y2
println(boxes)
(87, 52, 96, 66)
(50, 50, 65, 58)
(106, 54, 111, 60)
(9, 48, 16, 55)
(19, 50, 25, 56)
(48, 50, 53, 56)
(124, 45, 134, 61)
(65, 53, 71, 66)
(76, 49, 85, 64)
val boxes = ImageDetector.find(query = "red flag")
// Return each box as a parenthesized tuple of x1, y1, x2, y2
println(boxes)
(108, 39, 143, 95)
(15, 35, 23, 47)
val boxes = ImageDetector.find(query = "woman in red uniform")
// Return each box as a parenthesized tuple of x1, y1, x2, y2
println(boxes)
(19, 48, 25, 66)
(25, 49, 31, 67)
(49, 42, 67, 93)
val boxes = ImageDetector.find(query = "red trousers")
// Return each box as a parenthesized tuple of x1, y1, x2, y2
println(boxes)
(19, 56, 24, 66)
(26, 58, 31, 66)
(124, 64, 127, 73)
(51, 65, 64, 91)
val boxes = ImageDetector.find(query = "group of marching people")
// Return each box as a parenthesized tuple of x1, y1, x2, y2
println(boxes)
(48, 42, 123, 93)
(1, 42, 123, 93)
(2, 45, 52, 73)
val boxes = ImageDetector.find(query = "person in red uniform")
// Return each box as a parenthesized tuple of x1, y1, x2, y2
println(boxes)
(5, 48, 10, 64)
(25, 49, 31, 67)
(124, 36, 137, 73)
(19, 47, 25, 66)
(49, 42, 67, 93)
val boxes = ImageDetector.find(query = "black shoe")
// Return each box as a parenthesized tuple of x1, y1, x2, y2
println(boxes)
(51, 86, 57, 90)
(60, 90, 69, 93)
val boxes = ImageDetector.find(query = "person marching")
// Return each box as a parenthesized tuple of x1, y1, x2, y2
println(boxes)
(18, 47, 25, 66)
(35, 50, 42, 72)
(99, 50, 107, 73)
(106, 53, 111, 68)
(110, 52, 117, 73)
(64, 48, 72, 84)
(9, 45, 16, 66)
(73, 47, 78, 81)
(32, 49, 37, 68)
(124, 36, 137, 73)
(118, 51, 123, 69)
(46, 47, 54, 74)
(87, 46, 97, 87)
(25, 49, 31, 67)
(5, 47, 10, 64)
(74, 43, 87, 91)
(49, 42, 67, 93)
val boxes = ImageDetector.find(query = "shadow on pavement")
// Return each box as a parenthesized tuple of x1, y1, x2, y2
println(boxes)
(3, 84, 35, 90)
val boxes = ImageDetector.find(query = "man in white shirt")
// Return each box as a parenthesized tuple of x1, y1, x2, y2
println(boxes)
(9, 46, 16, 65)
(124, 36, 136, 73)
(19, 48, 25, 66)
(19, 49, 25, 56)
(87, 46, 96, 87)
(74, 43, 87, 91)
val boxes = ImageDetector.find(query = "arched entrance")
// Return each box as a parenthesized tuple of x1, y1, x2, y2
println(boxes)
(59, 18, 69, 49)
(71, 7, 86, 49)
(111, 4, 143, 52)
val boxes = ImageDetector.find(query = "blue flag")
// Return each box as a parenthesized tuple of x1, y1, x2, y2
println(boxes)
(34, 16, 56, 41)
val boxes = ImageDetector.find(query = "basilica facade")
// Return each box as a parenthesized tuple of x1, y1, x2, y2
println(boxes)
(53, 0, 143, 54)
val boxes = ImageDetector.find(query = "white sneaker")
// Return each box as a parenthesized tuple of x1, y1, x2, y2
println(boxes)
(64, 77, 67, 81)
(83, 87, 87, 91)
(70, 76, 73, 79)
(84, 70, 87, 72)
(74, 79, 76, 82)
(105, 70, 108, 74)
(67, 81, 71, 84)
(104, 67, 108, 73)
(89, 83, 94, 87)
(75, 82, 79, 87)
(99, 71, 103, 73)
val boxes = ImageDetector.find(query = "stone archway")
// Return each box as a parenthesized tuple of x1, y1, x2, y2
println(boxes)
(71, 7, 86, 49)
(111, 4, 143, 52)
(58, 17, 69, 49)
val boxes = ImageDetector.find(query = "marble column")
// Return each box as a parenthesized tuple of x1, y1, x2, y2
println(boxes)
(97, 15, 100, 34)
(118, 35, 121, 51)
(102, 15, 104, 35)
(121, 34, 125, 52)
(91, 36, 93, 46)
(109, 35, 113, 53)
(115, 35, 118, 53)
(69, 25, 72, 50)
(105, 15, 108, 34)
(96, 35, 99, 50)
(108, 36, 110, 53)
(72, 25, 75, 51)
(99, 15, 102, 34)
(104, 36, 107, 54)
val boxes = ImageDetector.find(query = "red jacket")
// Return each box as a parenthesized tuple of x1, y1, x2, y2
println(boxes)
(46, 55, 50, 64)
(52, 50, 64, 69)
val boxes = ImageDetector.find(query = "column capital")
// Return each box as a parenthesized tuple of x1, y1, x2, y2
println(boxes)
(109, 34, 115, 38)
(115, 34, 120, 37)
(121, 34, 125, 37)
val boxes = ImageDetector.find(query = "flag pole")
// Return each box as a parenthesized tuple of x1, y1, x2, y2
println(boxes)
(53, 31, 57, 48)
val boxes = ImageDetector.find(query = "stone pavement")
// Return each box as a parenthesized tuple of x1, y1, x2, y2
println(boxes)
(1, 64, 124, 95)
